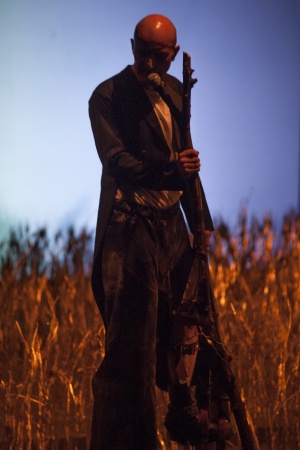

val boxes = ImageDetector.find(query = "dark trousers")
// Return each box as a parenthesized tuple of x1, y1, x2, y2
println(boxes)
(90, 200, 192, 450)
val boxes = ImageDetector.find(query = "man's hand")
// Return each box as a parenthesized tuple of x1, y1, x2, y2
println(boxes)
(177, 149, 200, 179)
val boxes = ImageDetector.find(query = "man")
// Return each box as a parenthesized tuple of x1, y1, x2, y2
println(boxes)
(89, 14, 214, 450)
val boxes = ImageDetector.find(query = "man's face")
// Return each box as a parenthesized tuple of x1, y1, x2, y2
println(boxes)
(131, 37, 179, 84)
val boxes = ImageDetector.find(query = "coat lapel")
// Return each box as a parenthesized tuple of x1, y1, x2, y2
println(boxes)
(164, 80, 183, 152)
(124, 67, 167, 145)
(142, 77, 184, 153)
(123, 67, 183, 153)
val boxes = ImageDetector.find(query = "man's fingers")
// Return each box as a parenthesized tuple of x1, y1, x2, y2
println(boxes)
(180, 156, 201, 172)
(177, 149, 201, 178)
(180, 148, 199, 158)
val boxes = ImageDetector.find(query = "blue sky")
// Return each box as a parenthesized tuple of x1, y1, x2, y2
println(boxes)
(0, 0, 299, 239)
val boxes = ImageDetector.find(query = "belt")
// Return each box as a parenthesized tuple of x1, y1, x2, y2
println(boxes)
(113, 199, 180, 220)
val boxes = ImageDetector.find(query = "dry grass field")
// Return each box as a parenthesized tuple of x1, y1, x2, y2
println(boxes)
(0, 211, 299, 450)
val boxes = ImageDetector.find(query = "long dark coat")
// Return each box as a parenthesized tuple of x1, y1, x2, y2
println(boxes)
(89, 65, 214, 328)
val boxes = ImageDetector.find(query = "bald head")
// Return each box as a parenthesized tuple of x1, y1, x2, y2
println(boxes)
(134, 14, 177, 48)
(131, 14, 180, 82)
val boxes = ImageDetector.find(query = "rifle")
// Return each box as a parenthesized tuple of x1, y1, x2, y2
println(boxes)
(148, 55, 259, 449)
(180, 52, 259, 450)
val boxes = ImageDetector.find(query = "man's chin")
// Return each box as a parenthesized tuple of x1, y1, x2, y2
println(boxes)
(137, 72, 155, 86)
(141, 71, 165, 86)
(132, 65, 166, 85)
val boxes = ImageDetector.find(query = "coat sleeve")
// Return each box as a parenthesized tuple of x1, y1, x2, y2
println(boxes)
(89, 89, 184, 191)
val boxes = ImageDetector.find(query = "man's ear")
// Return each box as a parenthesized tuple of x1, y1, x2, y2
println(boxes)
(130, 38, 134, 53)
(172, 45, 180, 61)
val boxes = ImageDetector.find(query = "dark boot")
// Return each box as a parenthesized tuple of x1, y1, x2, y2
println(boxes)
(165, 385, 235, 445)
(164, 384, 206, 445)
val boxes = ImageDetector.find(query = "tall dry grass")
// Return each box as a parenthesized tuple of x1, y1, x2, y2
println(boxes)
(0, 227, 103, 449)
(0, 212, 299, 449)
